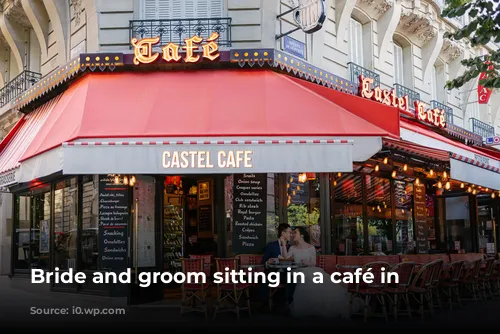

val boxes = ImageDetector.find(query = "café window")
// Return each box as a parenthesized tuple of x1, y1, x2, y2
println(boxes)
(81, 175, 99, 270)
(349, 18, 364, 66)
(141, 0, 224, 20)
(394, 180, 414, 253)
(439, 196, 473, 253)
(333, 173, 363, 255)
(54, 178, 78, 270)
(286, 173, 321, 249)
(13, 187, 51, 271)
(365, 175, 392, 253)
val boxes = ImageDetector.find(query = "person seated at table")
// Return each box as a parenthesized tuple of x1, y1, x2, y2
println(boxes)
(262, 223, 291, 264)
(288, 226, 364, 319)
(259, 223, 291, 310)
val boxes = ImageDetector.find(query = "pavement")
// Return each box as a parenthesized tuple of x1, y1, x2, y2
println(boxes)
(0, 275, 498, 332)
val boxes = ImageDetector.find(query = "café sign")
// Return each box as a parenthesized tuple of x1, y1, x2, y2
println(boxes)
(131, 32, 220, 65)
(359, 75, 446, 128)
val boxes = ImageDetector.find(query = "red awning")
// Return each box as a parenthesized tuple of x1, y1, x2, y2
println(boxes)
(0, 96, 59, 187)
(401, 118, 500, 162)
(383, 137, 450, 162)
(20, 69, 400, 162)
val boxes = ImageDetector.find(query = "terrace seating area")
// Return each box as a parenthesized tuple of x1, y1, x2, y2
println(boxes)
(179, 253, 500, 322)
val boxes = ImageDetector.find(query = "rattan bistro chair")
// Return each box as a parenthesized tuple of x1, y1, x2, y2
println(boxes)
(385, 261, 417, 321)
(180, 258, 211, 320)
(439, 260, 466, 310)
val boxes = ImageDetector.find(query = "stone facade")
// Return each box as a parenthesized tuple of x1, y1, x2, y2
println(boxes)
(0, 0, 498, 274)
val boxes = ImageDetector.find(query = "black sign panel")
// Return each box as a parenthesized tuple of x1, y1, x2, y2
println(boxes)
(414, 184, 428, 254)
(232, 173, 267, 254)
(198, 205, 212, 233)
(98, 175, 129, 269)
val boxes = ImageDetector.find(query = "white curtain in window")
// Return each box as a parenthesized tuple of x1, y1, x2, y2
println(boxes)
(142, 0, 224, 20)
(349, 18, 364, 66)
(393, 42, 404, 85)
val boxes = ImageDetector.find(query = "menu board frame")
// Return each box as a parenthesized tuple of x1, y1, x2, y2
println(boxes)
(414, 183, 428, 254)
(232, 173, 268, 254)
(98, 175, 129, 270)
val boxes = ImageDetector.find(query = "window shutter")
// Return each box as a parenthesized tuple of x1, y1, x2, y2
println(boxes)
(142, 0, 158, 20)
(171, 0, 184, 19)
(348, 18, 363, 66)
(430, 65, 437, 101)
(158, 0, 172, 20)
(393, 42, 404, 85)
(207, 0, 224, 18)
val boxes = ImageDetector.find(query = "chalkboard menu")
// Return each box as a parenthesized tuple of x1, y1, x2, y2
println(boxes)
(414, 184, 428, 254)
(232, 173, 268, 254)
(98, 175, 129, 269)
(198, 205, 213, 233)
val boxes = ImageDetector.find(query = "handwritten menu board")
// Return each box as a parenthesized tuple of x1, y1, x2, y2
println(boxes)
(98, 175, 129, 269)
(414, 184, 428, 254)
(198, 205, 213, 233)
(232, 173, 267, 254)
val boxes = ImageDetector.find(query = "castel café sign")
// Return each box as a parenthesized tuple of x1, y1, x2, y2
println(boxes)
(359, 75, 447, 129)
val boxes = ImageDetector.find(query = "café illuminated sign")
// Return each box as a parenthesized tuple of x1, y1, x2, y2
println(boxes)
(162, 150, 254, 169)
(131, 32, 220, 65)
(359, 75, 446, 128)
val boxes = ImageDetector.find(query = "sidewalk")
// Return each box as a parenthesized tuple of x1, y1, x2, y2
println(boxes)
(0, 275, 496, 331)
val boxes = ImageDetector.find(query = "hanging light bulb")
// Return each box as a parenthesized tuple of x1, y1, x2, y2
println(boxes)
(375, 164, 380, 172)
(130, 175, 136, 186)
(415, 178, 420, 185)
(123, 176, 129, 185)
(443, 171, 448, 179)
(437, 181, 442, 188)
(492, 192, 496, 199)
(430, 169, 434, 176)
(383, 157, 388, 164)
(333, 181, 337, 186)
(392, 170, 397, 178)
(403, 164, 408, 171)
(467, 187, 472, 193)
(486, 188, 489, 192)
(337, 172, 342, 177)
(461, 183, 465, 189)
(472, 189, 477, 195)
(114, 175, 120, 185)
(445, 181, 450, 190)
(296, 186, 301, 191)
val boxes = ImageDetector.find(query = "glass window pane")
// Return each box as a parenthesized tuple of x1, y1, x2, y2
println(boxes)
(365, 175, 392, 254)
(54, 178, 78, 270)
(395, 180, 414, 253)
(333, 174, 363, 255)
(444, 196, 472, 252)
(81, 175, 99, 270)
(286, 173, 321, 249)
(14, 195, 31, 270)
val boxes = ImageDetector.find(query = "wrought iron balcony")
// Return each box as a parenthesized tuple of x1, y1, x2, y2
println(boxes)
(470, 117, 495, 138)
(0, 70, 41, 108)
(431, 100, 454, 125)
(129, 17, 232, 49)
(394, 84, 420, 113)
(348, 62, 380, 87)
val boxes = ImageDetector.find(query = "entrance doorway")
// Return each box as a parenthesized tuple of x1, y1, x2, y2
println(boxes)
(128, 175, 218, 306)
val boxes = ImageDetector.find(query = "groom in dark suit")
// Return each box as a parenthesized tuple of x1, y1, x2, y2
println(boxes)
(260, 223, 291, 310)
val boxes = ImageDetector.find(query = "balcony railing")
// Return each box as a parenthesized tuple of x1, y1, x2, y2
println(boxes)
(470, 117, 495, 138)
(394, 84, 420, 113)
(129, 17, 232, 49)
(348, 62, 380, 87)
(431, 100, 454, 125)
(0, 70, 41, 108)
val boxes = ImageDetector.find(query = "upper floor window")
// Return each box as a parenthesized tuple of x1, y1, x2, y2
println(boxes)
(393, 41, 404, 85)
(430, 65, 438, 101)
(141, 0, 224, 20)
(349, 18, 364, 66)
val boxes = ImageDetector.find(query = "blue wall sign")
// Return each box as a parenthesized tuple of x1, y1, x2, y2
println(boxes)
(283, 36, 306, 59)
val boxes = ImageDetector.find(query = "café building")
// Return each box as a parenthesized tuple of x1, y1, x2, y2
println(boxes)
(1, 33, 499, 304)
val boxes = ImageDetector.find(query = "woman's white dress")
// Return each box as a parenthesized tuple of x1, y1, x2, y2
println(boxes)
(287, 245, 363, 319)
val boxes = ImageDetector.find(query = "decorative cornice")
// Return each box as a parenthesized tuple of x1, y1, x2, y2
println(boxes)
(357, 0, 394, 19)
(71, 0, 83, 26)
(441, 37, 464, 61)
(399, 4, 439, 45)
(4, 0, 31, 28)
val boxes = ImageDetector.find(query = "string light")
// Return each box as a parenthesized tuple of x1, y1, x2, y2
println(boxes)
(486, 188, 489, 192)
(375, 164, 380, 172)
(437, 181, 442, 188)
(123, 176, 129, 185)
(114, 175, 120, 184)
(337, 172, 342, 177)
(492, 192, 496, 199)
(430, 169, 434, 176)
(403, 164, 408, 171)
(383, 157, 388, 164)
(467, 187, 472, 193)
(445, 181, 450, 190)
(472, 189, 477, 195)
(415, 178, 420, 185)
(443, 171, 447, 179)
(392, 170, 397, 178)
(460, 183, 465, 189)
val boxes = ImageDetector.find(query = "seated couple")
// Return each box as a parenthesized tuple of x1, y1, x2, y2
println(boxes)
(262, 224, 363, 319)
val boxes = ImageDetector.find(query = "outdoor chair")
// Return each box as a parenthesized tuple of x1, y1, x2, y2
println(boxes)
(459, 259, 482, 302)
(408, 261, 435, 321)
(439, 260, 466, 310)
(180, 258, 211, 320)
(384, 261, 416, 321)
(477, 257, 495, 301)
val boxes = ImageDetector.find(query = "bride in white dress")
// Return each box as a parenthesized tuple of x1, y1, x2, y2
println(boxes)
(286, 227, 363, 319)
